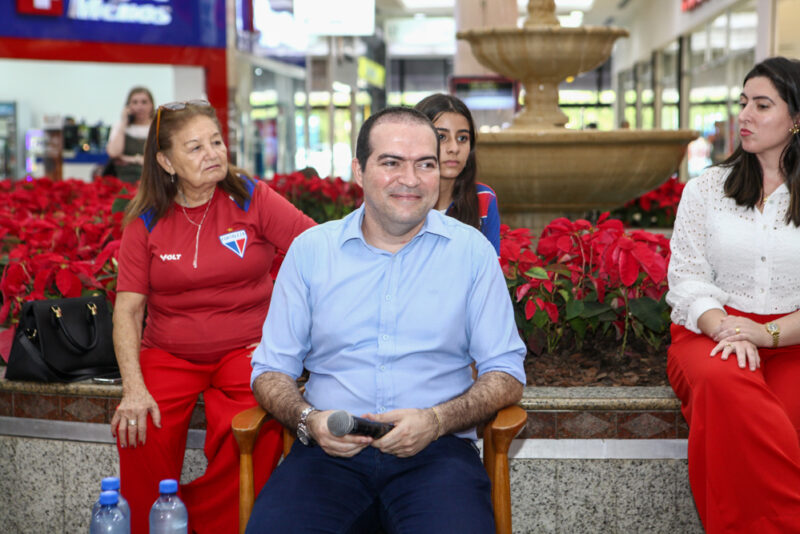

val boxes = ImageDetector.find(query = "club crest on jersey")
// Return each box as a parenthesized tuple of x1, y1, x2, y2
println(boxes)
(219, 230, 247, 258)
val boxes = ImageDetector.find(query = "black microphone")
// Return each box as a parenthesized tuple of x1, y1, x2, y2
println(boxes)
(327, 410, 394, 439)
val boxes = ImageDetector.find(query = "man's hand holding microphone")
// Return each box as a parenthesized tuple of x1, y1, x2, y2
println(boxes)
(308, 408, 441, 459)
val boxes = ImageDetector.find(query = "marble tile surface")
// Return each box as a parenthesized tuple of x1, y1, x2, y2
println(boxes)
(181, 448, 209, 485)
(614, 460, 676, 534)
(557, 460, 616, 532)
(0, 436, 19, 532)
(62, 441, 119, 533)
(1, 434, 216, 532)
(673, 461, 703, 533)
(10, 438, 65, 533)
(510, 459, 557, 533)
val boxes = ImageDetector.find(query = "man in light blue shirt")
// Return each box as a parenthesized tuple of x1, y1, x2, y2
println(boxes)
(247, 106, 526, 534)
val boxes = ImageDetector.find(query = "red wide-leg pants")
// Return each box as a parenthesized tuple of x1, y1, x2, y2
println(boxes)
(668, 308, 800, 533)
(117, 347, 282, 534)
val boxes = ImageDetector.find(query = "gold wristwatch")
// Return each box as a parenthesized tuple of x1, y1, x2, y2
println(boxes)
(765, 322, 780, 348)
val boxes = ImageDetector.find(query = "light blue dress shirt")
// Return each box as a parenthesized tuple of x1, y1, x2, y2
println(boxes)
(251, 206, 526, 437)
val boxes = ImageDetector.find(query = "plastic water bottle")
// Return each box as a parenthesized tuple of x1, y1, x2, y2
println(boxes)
(90, 490, 128, 534)
(92, 477, 130, 529)
(149, 479, 188, 534)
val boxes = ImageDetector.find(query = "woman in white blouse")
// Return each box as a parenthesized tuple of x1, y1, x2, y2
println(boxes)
(666, 56, 800, 533)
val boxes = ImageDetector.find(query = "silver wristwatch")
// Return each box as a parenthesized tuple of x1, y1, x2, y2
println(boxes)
(297, 406, 317, 446)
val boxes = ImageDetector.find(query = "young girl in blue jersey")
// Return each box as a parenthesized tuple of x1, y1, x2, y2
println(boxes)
(415, 93, 501, 254)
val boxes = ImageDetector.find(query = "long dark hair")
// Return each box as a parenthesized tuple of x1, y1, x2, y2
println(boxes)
(721, 56, 800, 226)
(415, 94, 480, 229)
(123, 102, 253, 226)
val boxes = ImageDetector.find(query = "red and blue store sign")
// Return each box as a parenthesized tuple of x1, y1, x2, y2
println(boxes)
(4, 0, 226, 48)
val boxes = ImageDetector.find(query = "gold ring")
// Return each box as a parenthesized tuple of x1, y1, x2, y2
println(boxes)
(735, 327, 741, 334)
(128, 419, 137, 426)
(725, 343, 733, 348)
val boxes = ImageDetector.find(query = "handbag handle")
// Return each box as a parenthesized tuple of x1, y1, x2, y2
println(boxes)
(50, 303, 100, 353)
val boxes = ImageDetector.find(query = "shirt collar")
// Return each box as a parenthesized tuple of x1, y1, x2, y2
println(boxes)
(339, 205, 453, 249)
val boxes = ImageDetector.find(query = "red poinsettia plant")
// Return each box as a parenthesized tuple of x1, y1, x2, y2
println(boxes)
(0, 177, 133, 357)
(2, 172, 674, 364)
(609, 174, 685, 228)
(267, 171, 363, 223)
(501, 215, 671, 357)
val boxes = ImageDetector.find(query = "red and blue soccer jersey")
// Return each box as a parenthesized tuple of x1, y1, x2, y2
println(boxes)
(117, 179, 315, 362)
(476, 182, 500, 255)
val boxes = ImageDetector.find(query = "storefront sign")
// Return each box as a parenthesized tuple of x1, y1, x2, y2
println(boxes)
(358, 57, 385, 89)
(68, 0, 172, 26)
(681, 0, 710, 12)
(17, 0, 64, 16)
(2, 0, 225, 48)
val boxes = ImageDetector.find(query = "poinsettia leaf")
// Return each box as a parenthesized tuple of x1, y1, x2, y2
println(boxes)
(524, 299, 536, 320)
(568, 317, 587, 339)
(532, 309, 549, 328)
(630, 243, 667, 284)
(629, 296, 669, 333)
(543, 302, 559, 323)
(0, 326, 14, 362)
(545, 263, 572, 276)
(619, 251, 639, 286)
(515, 282, 532, 302)
(55, 268, 82, 298)
(0, 298, 10, 326)
(524, 266, 549, 280)
(565, 299, 584, 320)
(580, 300, 613, 318)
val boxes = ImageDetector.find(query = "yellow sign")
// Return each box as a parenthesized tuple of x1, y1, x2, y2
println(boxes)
(358, 57, 386, 89)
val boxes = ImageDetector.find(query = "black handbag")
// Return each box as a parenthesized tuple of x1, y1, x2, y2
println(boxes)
(6, 295, 119, 382)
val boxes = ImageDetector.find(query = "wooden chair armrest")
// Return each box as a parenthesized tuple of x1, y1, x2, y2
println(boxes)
(232, 406, 271, 534)
(232, 406, 270, 450)
(484, 404, 527, 534)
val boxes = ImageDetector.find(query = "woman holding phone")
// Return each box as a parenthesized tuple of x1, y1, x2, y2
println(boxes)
(106, 86, 155, 183)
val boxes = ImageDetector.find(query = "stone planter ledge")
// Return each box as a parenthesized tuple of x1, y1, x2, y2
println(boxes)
(0, 367, 684, 440)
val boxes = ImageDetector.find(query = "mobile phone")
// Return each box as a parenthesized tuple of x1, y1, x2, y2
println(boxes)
(92, 376, 122, 385)
(127, 112, 136, 124)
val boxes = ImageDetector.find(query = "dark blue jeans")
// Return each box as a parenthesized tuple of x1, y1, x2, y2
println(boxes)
(245, 435, 494, 534)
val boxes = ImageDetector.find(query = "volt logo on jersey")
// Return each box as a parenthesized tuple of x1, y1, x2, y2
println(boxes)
(219, 230, 247, 258)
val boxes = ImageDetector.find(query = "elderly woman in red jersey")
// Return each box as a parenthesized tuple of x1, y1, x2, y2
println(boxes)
(111, 100, 315, 533)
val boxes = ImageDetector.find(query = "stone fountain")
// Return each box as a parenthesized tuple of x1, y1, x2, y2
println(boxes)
(457, 0, 698, 232)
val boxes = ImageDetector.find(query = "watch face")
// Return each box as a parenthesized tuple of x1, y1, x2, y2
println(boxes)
(767, 322, 779, 334)
(297, 423, 310, 446)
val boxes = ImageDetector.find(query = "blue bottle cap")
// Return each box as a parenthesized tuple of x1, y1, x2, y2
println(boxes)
(159, 479, 178, 494)
(101, 477, 120, 491)
(99, 490, 119, 505)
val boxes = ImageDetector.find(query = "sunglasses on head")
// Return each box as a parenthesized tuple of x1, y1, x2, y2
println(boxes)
(155, 99, 212, 150)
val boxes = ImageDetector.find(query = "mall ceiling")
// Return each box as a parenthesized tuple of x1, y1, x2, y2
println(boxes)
(374, 0, 632, 26)
(268, 0, 636, 27)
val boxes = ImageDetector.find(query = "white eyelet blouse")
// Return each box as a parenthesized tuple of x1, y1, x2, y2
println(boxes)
(666, 165, 800, 333)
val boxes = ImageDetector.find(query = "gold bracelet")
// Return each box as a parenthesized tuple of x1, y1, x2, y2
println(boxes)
(430, 406, 442, 440)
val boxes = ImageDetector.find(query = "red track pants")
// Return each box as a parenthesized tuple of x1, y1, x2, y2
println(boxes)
(668, 308, 800, 533)
(116, 347, 282, 534)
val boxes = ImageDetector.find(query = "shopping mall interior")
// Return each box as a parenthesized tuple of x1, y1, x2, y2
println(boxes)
(3, 2, 800, 533)
(0, 0, 797, 184)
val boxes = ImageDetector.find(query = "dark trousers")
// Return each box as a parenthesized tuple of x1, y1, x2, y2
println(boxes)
(245, 435, 495, 534)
